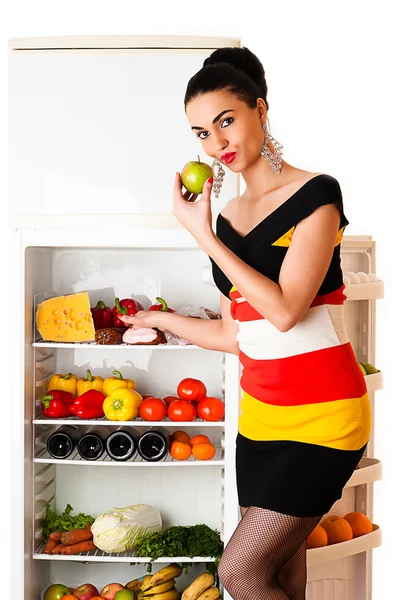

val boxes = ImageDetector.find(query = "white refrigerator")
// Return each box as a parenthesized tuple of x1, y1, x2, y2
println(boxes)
(8, 34, 383, 600)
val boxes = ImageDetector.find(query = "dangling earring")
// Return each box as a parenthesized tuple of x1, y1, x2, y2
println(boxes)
(211, 159, 225, 199)
(261, 122, 283, 174)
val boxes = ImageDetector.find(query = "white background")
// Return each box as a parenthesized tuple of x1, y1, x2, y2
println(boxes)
(1, 1, 397, 597)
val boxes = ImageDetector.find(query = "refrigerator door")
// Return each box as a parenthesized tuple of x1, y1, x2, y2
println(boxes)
(8, 40, 239, 219)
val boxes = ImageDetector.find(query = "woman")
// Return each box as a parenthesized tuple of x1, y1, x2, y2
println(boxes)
(120, 47, 371, 600)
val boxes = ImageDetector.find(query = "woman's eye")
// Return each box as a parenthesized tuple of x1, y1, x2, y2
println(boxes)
(197, 117, 234, 140)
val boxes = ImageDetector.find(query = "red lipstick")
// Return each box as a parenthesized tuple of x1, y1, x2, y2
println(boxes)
(221, 152, 237, 164)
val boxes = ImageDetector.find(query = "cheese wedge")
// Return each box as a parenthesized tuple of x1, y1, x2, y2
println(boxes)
(36, 292, 95, 342)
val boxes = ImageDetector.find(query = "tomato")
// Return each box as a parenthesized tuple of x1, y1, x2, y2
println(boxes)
(197, 397, 225, 421)
(168, 399, 197, 422)
(163, 395, 180, 407)
(44, 585, 71, 600)
(139, 397, 167, 421)
(177, 378, 207, 402)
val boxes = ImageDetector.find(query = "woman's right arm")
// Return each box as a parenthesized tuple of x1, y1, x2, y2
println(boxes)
(159, 293, 239, 355)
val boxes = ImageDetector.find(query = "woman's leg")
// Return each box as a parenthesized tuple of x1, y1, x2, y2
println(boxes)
(277, 540, 308, 600)
(218, 506, 322, 600)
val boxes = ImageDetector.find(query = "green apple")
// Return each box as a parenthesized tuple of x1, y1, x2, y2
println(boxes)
(181, 156, 213, 194)
(114, 590, 134, 600)
(357, 363, 367, 375)
(360, 362, 380, 375)
(44, 584, 71, 600)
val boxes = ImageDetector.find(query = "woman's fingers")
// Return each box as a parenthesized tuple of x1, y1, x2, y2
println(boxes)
(118, 314, 137, 324)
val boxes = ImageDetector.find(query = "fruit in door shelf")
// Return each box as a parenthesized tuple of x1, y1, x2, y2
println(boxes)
(306, 524, 328, 549)
(91, 300, 113, 330)
(149, 297, 176, 313)
(47, 373, 78, 397)
(168, 399, 197, 421)
(192, 442, 216, 461)
(103, 388, 143, 421)
(358, 362, 381, 375)
(113, 297, 144, 327)
(197, 397, 225, 422)
(36, 292, 96, 342)
(343, 512, 373, 537)
(44, 584, 72, 600)
(100, 584, 125, 600)
(319, 515, 353, 544)
(177, 378, 207, 402)
(73, 584, 100, 600)
(77, 370, 104, 395)
(139, 397, 167, 421)
(181, 156, 213, 195)
(103, 370, 137, 396)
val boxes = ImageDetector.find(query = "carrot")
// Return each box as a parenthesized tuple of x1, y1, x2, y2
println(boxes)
(49, 531, 62, 541)
(60, 528, 93, 545)
(44, 538, 59, 554)
(51, 543, 66, 554)
(58, 540, 96, 554)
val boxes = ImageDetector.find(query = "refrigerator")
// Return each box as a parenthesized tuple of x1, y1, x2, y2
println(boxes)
(8, 35, 383, 600)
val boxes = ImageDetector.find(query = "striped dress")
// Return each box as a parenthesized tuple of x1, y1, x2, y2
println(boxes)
(210, 174, 371, 517)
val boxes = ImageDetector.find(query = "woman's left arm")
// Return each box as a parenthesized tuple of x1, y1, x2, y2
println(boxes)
(200, 204, 341, 332)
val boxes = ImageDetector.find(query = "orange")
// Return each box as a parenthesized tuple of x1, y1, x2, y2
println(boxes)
(171, 430, 191, 444)
(190, 434, 211, 446)
(343, 512, 373, 537)
(170, 440, 192, 460)
(320, 515, 353, 544)
(306, 524, 328, 549)
(192, 442, 216, 460)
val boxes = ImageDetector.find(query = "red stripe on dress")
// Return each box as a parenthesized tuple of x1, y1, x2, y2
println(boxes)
(231, 284, 347, 322)
(239, 341, 367, 406)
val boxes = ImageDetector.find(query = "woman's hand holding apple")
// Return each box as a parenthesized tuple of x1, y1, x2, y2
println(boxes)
(173, 172, 215, 248)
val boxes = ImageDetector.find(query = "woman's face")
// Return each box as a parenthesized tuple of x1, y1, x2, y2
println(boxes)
(185, 90, 266, 172)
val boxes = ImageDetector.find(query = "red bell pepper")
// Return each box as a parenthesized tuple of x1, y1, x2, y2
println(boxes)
(41, 390, 75, 418)
(69, 389, 105, 419)
(148, 297, 176, 313)
(91, 300, 113, 330)
(112, 297, 144, 327)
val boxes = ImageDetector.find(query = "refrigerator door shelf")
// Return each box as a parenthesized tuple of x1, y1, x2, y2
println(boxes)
(344, 280, 384, 300)
(307, 524, 381, 568)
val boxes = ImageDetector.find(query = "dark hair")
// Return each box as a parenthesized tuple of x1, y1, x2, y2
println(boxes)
(184, 46, 269, 112)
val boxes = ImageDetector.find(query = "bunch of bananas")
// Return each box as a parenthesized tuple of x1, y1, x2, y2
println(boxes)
(126, 563, 183, 600)
(181, 572, 221, 600)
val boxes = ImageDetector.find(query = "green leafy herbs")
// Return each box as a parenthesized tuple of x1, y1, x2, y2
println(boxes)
(41, 503, 95, 542)
(134, 524, 224, 575)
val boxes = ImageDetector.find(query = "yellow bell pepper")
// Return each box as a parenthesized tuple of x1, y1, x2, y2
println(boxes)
(103, 370, 136, 397)
(103, 388, 143, 421)
(47, 372, 77, 397)
(77, 369, 104, 396)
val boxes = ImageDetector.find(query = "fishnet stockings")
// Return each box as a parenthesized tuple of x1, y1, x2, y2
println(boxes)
(217, 506, 323, 599)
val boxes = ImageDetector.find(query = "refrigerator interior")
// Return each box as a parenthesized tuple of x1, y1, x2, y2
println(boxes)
(16, 234, 383, 600)
(24, 244, 235, 597)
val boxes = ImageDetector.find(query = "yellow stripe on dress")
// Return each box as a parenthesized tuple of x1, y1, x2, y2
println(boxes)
(238, 390, 371, 451)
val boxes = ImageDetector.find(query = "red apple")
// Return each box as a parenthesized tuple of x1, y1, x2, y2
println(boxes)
(74, 584, 99, 600)
(100, 584, 125, 600)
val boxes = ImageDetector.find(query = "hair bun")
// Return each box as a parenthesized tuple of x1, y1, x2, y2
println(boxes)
(203, 46, 265, 90)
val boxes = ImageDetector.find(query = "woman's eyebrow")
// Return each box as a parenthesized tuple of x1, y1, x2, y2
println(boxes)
(191, 109, 235, 131)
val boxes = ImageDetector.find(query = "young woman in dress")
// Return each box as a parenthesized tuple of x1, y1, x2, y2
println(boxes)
(120, 46, 371, 600)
